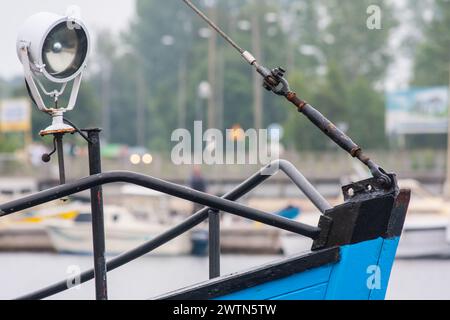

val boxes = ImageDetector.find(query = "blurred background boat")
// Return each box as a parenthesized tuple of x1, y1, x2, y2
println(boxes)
(44, 204, 192, 256)
(220, 215, 282, 254)
(0, 183, 194, 255)
(396, 179, 450, 258)
(2, 176, 449, 258)
(0, 177, 66, 252)
(337, 164, 450, 258)
(280, 212, 320, 256)
(279, 176, 450, 258)
(43, 185, 194, 256)
(0, 221, 53, 252)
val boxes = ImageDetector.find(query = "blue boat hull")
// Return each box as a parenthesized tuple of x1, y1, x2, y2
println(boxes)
(158, 179, 410, 301)
(216, 237, 399, 300)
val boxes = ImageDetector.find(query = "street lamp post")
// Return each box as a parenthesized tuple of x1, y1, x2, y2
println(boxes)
(207, 0, 217, 130)
(197, 81, 212, 121)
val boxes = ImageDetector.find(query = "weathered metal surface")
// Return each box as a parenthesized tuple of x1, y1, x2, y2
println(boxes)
(11, 160, 324, 300)
(312, 174, 404, 251)
(0, 171, 321, 239)
(55, 134, 66, 185)
(38, 127, 76, 137)
(342, 173, 398, 202)
(208, 209, 221, 279)
(85, 129, 108, 300)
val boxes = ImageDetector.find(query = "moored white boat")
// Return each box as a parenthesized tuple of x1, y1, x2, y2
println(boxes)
(396, 214, 450, 258)
(280, 212, 320, 256)
(394, 180, 450, 258)
(44, 204, 192, 256)
(0, 200, 82, 252)
(0, 223, 53, 252)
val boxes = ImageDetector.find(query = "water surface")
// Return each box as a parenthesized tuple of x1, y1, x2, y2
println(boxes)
(0, 253, 449, 300)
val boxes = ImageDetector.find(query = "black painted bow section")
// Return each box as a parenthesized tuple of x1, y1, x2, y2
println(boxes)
(312, 174, 410, 250)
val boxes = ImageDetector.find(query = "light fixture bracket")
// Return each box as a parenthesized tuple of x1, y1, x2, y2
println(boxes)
(39, 111, 76, 136)
(19, 43, 83, 135)
(19, 43, 83, 113)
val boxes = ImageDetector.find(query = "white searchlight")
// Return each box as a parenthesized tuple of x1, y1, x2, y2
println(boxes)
(17, 9, 90, 136)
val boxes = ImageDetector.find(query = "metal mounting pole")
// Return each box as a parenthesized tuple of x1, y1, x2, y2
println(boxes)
(84, 128, 108, 300)
(54, 134, 66, 185)
(208, 209, 220, 279)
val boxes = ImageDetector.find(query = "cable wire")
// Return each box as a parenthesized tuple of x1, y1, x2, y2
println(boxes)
(182, 0, 245, 54)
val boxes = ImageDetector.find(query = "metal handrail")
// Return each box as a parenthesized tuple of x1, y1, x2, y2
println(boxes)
(0, 160, 330, 300)
(0, 171, 320, 237)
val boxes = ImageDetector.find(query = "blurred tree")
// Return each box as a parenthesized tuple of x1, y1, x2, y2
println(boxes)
(126, 0, 195, 151)
(401, 0, 434, 52)
(91, 30, 142, 147)
(0, 77, 6, 98)
(281, 0, 323, 75)
(284, 0, 395, 151)
(313, 61, 350, 124)
(116, 0, 293, 150)
(347, 76, 387, 149)
(0, 134, 22, 153)
(85, 0, 397, 152)
(317, 0, 397, 85)
(284, 71, 323, 151)
(284, 61, 385, 151)
(228, 0, 289, 129)
(412, 0, 450, 86)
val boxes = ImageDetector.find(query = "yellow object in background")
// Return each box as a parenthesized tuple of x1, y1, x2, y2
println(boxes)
(0, 99, 31, 133)
(18, 211, 78, 224)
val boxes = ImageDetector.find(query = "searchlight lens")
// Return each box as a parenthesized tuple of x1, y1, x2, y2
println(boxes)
(42, 22, 88, 79)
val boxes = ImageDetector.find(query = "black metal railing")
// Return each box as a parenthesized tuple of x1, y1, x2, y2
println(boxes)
(0, 158, 332, 300)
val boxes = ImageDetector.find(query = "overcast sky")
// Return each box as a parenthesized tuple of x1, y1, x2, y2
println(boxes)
(0, 0, 135, 79)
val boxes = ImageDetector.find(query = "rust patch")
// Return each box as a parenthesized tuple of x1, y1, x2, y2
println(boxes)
(286, 91, 307, 111)
(353, 148, 371, 164)
(351, 147, 362, 158)
(40, 128, 76, 137)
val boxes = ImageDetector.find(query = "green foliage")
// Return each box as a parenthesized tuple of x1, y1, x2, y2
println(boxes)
(347, 77, 387, 148)
(412, 0, 450, 86)
(316, 0, 397, 84)
(284, 62, 387, 151)
(284, 0, 394, 151)
(284, 71, 322, 151)
(0, 0, 404, 153)
(0, 133, 23, 152)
